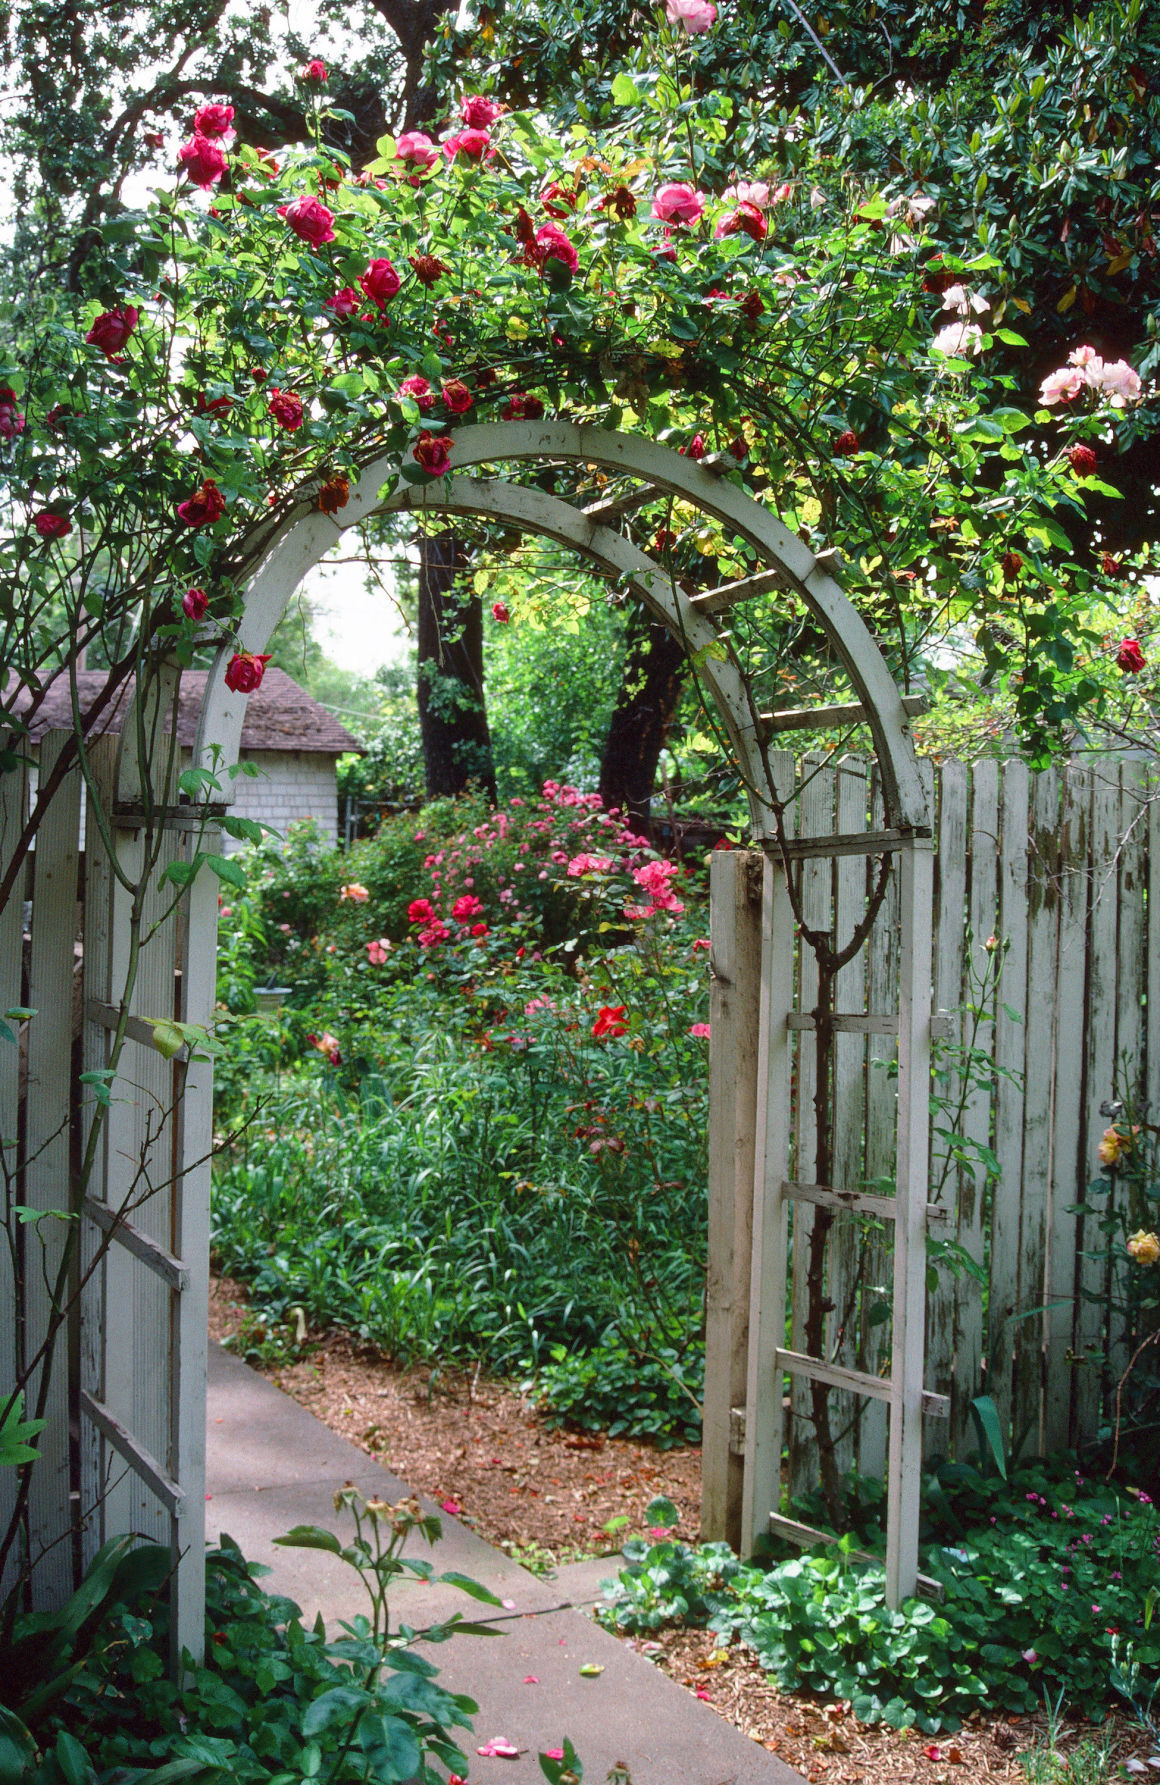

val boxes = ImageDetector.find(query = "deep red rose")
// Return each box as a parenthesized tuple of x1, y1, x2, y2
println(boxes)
(143, 130, 165, 150)
(224, 651, 272, 693)
(267, 388, 305, 431)
(738, 288, 765, 322)
(250, 366, 268, 383)
(513, 206, 536, 247)
(653, 527, 677, 553)
(176, 477, 226, 527)
(922, 261, 958, 294)
(408, 254, 449, 286)
(324, 286, 360, 318)
(34, 511, 71, 540)
(358, 258, 401, 309)
(1117, 638, 1145, 672)
(470, 922, 489, 938)
(45, 404, 73, 431)
(86, 305, 140, 356)
(194, 103, 234, 138)
(278, 195, 335, 246)
(501, 393, 545, 420)
(441, 379, 474, 414)
(728, 435, 749, 460)
(1068, 443, 1098, 474)
(178, 133, 227, 188)
(492, 601, 510, 623)
(182, 587, 209, 621)
(834, 429, 861, 455)
(592, 1005, 628, 1038)
(194, 391, 233, 416)
(399, 374, 435, 414)
(601, 185, 637, 220)
(461, 93, 501, 128)
(0, 394, 25, 439)
(412, 431, 453, 476)
(1102, 552, 1124, 577)
(680, 433, 706, 460)
(299, 59, 328, 83)
(541, 179, 580, 218)
(1001, 551, 1023, 578)
(318, 472, 350, 514)
(407, 898, 436, 923)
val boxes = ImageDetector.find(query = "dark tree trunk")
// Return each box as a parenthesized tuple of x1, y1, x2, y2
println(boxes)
(416, 531, 497, 801)
(598, 606, 687, 834)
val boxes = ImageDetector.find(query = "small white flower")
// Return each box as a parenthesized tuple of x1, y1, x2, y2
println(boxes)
(932, 321, 985, 358)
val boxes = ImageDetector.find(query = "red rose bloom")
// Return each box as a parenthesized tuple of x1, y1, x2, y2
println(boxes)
(441, 379, 474, 414)
(193, 102, 234, 138)
(224, 651, 272, 694)
(1001, 551, 1023, 579)
(85, 305, 140, 356)
(182, 587, 209, 621)
(738, 289, 765, 322)
(34, 512, 71, 539)
(399, 374, 435, 414)
(0, 392, 25, 439)
(359, 257, 402, 308)
(534, 221, 579, 274)
(412, 431, 454, 476)
(267, 388, 305, 431)
(278, 195, 336, 246)
(1102, 552, 1125, 577)
(178, 133, 227, 188)
(681, 433, 706, 460)
(461, 93, 501, 128)
(501, 393, 545, 420)
(407, 898, 436, 924)
(592, 1005, 628, 1039)
(45, 404, 73, 432)
(1117, 638, 1145, 673)
(834, 429, 861, 455)
(325, 287, 360, 318)
(318, 472, 350, 514)
(300, 59, 328, 83)
(541, 179, 580, 217)
(601, 185, 637, 220)
(444, 128, 492, 162)
(408, 254, 449, 286)
(492, 601, 510, 623)
(728, 435, 748, 460)
(176, 477, 226, 527)
(1068, 443, 1098, 474)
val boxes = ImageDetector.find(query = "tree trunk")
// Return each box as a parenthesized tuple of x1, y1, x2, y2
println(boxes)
(598, 606, 687, 834)
(416, 531, 497, 801)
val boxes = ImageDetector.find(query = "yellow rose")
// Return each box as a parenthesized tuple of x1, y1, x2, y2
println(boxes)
(1127, 1230, 1160, 1266)
(1098, 1127, 1128, 1168)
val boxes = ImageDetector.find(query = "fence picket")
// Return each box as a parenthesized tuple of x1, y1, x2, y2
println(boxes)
(926, 761, 965, 1431)
(858, 763, 898, 1478)
(0, 763, 26, 1599)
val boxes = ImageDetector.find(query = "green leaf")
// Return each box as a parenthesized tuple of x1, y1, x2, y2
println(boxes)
(219, 816, 267, 844)
(160, 858, 199, 888)
(969, 1393, 1007, 1479)
(273, 1525, 343, 1554)
(645, 1494, 680, 1529)
(0, 1708, 36, 1785)
(435, 1570, 504, 1606)
(150, 1021, 186, 1061)
(301, 1686, 370, 1738)
(358, 1712, 421, 1781)
(52, 1732, 97, 1785)
(207, 853, 247, 888)
(611, 73, 643, 106)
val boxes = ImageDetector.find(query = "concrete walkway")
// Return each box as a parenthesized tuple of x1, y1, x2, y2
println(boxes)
(206, 1343, 801, 1785)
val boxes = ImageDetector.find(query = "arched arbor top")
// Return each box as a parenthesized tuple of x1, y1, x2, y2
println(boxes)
(193, 421, 929, 838)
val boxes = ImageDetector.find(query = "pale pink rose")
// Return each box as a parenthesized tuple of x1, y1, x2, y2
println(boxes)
(723, 180, 770, 207)
(1068, 344, 1099, 367)
(932, 321, 984, 357)
(665, 0, 718, 32)
(366, 938, 391, 965)
(1039, 366, 1084, 404)
(1087, 357, 1142, 405)
(651, 182, 706, 226)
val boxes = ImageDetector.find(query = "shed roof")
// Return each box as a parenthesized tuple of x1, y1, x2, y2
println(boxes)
(13, 667, 360, 756)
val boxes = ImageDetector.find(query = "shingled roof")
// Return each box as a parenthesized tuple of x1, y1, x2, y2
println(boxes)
(13, 668, 360, 756)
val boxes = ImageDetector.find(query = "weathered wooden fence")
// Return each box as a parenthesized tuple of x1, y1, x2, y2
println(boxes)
(704, 751, 1159, 1534)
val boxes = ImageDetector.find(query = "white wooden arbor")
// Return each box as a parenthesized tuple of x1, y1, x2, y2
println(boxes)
(1, 419, 936, 1666)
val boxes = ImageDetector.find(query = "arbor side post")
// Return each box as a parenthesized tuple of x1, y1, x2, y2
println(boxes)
(701, 848, 763, 1548)
(887, 837, 935, 1605)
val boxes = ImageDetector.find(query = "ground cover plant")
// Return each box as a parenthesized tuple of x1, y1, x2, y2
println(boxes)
(211, 784, 712, 1442)
(597, 1465, 1160, 1736)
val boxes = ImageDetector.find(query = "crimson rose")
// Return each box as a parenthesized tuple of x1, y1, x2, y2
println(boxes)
(224, 651, 272, 693)
(85, 305, 139, 356)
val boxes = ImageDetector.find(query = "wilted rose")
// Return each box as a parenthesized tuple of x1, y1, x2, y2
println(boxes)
(267, 388, 305, 431)
(408, 253, 449, 286)
(318, 472, 350, 514)
(176, 478, 226, 527)
(1116, 638, 1145, 673)
(182, 587, 209, 621)
(441, 379, 474, 414)
(399, 374, 435, 414)
(1068, 443, 1098, 474)
(501, 393, 545, 420)
(412, 431, 453, 476)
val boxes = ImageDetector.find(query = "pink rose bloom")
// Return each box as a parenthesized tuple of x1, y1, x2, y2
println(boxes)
(1087, 357, 1142, 405)
(492, 601, 510, 622)
(1068, 344, 1099, 367)
(359, 257, 401, 307)
(1039, 366, 1084, 405)
(300, 59, 327, 83)
(278, 195, 336, 246)
(396, 131, 440, 169)
(182, 587, 209, 621)
(689, 1022, 711, 1039)
(193, 102, 235, 139)
(566, 854, 612, 877)
(0, 390, 25, 439)
(452, 894, 484, 920)
(412, 430, 454, 476)
(442, 379, 474, 414)
(666, 0, 718, 30)
(535, 221, 579, 274)
(178, 133, 227, 188)
(651, 183, 706, 226)
(443, 127, 492, 161)
(723, 180, 771, 207)
(461, 94, 501, 128)
(85, 305, 139, 356)
(366, 939, 391, 965)
(399, 374, 435, 413)
(324, 286, 360, 318)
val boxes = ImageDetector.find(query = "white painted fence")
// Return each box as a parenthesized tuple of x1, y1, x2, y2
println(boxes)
(704, 752, 1159, 1536)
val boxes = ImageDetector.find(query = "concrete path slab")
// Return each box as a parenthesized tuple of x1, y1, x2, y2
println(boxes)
(206, 1343, 801, 1785)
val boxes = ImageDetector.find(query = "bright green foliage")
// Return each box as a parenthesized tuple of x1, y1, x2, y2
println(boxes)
(599, 1463, 1160, 1732)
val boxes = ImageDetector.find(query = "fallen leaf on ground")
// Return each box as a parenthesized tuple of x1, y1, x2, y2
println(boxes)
(579, 1664, 604, 1676)
(523, 1675, 539, 1684)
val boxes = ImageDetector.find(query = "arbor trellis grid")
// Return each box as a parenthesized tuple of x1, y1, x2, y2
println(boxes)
(2, 420, 941, 1664)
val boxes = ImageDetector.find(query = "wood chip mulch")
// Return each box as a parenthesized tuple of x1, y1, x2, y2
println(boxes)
(210, 1277, 1157, 1783)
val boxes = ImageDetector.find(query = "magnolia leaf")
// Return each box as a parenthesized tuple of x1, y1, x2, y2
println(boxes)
(150, 1021, 186, 1061)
